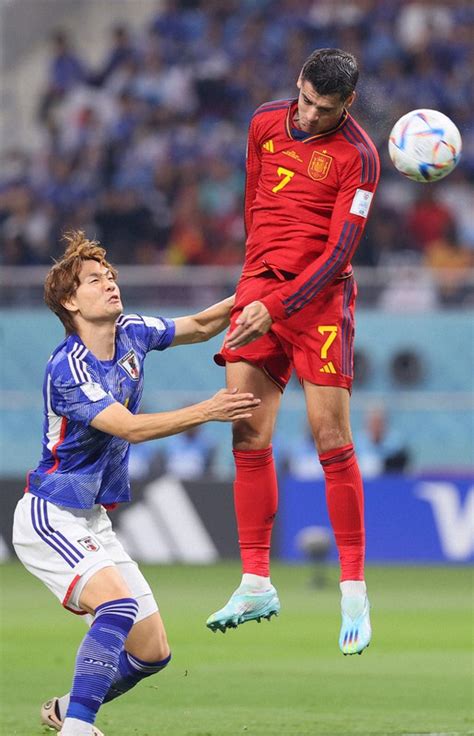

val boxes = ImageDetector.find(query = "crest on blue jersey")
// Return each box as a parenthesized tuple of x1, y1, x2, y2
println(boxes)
(118, 349, 140, 381)
(77, 536, 100, 552)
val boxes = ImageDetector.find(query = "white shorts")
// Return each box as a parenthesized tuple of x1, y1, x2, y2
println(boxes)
(13, 493, 158, 623)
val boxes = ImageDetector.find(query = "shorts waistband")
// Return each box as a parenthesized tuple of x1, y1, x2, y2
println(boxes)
(244, 265, 353, 283)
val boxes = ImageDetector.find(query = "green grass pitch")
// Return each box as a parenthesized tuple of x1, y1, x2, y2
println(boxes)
(0, 562, 472, 735)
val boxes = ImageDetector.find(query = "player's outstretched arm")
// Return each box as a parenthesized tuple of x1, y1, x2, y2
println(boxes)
(90, 388, 260, 443)
(171, 295, 235, 346)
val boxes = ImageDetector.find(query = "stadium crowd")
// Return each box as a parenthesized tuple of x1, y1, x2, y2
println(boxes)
(1, 0, 473, 304)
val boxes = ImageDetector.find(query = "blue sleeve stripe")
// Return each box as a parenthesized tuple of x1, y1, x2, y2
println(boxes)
(283, 222, 361, 316)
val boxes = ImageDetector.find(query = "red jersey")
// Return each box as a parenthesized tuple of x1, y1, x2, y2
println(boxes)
(243, 98, 380, 321)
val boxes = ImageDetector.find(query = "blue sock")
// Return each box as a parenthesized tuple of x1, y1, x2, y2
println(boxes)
(104, 650, 171, 703)
(66, 598, 138, 724)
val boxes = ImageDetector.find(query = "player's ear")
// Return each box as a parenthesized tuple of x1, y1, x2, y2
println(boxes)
(345, 91, 356, 108)
(62, 295, 78, 314)
(296, 74, 303, 90)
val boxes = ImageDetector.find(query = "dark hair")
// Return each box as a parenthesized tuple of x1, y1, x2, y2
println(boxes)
(301, 48, 359, 101)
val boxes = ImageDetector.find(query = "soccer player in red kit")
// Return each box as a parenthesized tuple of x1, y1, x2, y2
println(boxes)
(206, 49, 380, 655)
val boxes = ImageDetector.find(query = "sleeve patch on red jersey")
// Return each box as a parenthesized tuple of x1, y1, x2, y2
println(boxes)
(349, 189, 374, 218)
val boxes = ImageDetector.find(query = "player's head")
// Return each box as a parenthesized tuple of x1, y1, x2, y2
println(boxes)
(296, 48, 358, 135)
(44, 230, 122, 335)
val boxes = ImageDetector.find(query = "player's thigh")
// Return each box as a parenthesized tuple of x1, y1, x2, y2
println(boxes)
(79, 565, 132, 614)
(226, 360, 282, 448)
(303, 381, 353, 453)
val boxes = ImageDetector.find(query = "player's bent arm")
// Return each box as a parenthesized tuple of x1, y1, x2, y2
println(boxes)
(171, 295, 235, 346)
(90, 388, 260, 443)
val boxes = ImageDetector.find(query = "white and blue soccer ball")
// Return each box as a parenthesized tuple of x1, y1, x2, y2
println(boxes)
(388, 109, 462, 183)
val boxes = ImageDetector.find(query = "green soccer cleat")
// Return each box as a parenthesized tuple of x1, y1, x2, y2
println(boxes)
(206, 584, 281, 633)
(339, 594, 371, 656)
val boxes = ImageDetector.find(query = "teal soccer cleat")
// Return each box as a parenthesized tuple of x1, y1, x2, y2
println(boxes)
(339, 594, 371, 655)
(206, 584, 281, 633)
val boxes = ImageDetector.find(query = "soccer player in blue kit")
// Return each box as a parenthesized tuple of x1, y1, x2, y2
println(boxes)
(12, 231, 260, 736)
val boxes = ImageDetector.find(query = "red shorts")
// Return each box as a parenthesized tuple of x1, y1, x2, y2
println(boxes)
(215, 272, 357, 391)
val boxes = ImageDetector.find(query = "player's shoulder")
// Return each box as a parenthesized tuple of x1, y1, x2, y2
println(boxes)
(251, 98, 293, 123)
(117, 313, 170, 332)
(340, 114, 379, 156)
(116, 313, 145, 331)
(338, 114, 380, 183)
(48, 335, 92, 380)
(342, 115, 376, 150)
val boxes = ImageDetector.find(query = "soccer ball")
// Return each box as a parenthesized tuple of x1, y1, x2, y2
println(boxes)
(388, 109, 462, 183)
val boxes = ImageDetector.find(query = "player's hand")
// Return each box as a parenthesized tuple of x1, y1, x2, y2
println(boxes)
(203, 388, 261, 422)
(225, 301, 272, 349)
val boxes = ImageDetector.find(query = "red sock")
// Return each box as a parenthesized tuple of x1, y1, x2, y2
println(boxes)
(319, 444, 365, 581)
(232, 446, 278, 577)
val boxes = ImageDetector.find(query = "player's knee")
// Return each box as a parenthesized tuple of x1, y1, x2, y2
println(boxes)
(128, 635, 171, 664)
(313, 425, 352, 455)
(150, 631, 171, 662)
(232, 420, 271, 450)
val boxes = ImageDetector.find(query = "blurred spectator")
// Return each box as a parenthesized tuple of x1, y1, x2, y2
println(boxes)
(378, 252, 438, 312)
(424, 231, 474, 306)
(405, 188, 457, 253)
(160, 426, 217, 480)
(90, 24, 137, 87)
(280, 426, 324, 481)
(437, 170, 474, 250)
(355, 206, 416, 267)
(356, 405, 410, 478)
(39, 29, 87, 121)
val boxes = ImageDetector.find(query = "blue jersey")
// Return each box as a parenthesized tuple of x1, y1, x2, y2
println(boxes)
(26, 313, 175, 509)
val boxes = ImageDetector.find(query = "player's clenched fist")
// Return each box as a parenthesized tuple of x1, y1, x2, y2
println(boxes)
(203, 388, 261, 421)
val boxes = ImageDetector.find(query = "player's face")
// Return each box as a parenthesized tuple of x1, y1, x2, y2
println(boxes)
(65, 260, 123, 325)
(296, 78, 355, 134)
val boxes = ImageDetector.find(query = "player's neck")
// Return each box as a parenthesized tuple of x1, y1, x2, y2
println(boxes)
(76, 320, 116, 361)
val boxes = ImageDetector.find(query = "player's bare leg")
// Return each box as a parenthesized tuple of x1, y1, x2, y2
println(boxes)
(206, 360, 282, 632)
(304, 381, 371, 655)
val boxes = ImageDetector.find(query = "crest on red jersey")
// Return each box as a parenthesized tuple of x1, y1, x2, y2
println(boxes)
(308, 151, 332, 181)
(118, 349, 140, 381)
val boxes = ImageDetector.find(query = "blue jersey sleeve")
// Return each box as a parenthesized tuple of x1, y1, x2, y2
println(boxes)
(118, 314, 175, 353)
(141, 315, 175, 351)
(49, 355, 116, 426)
